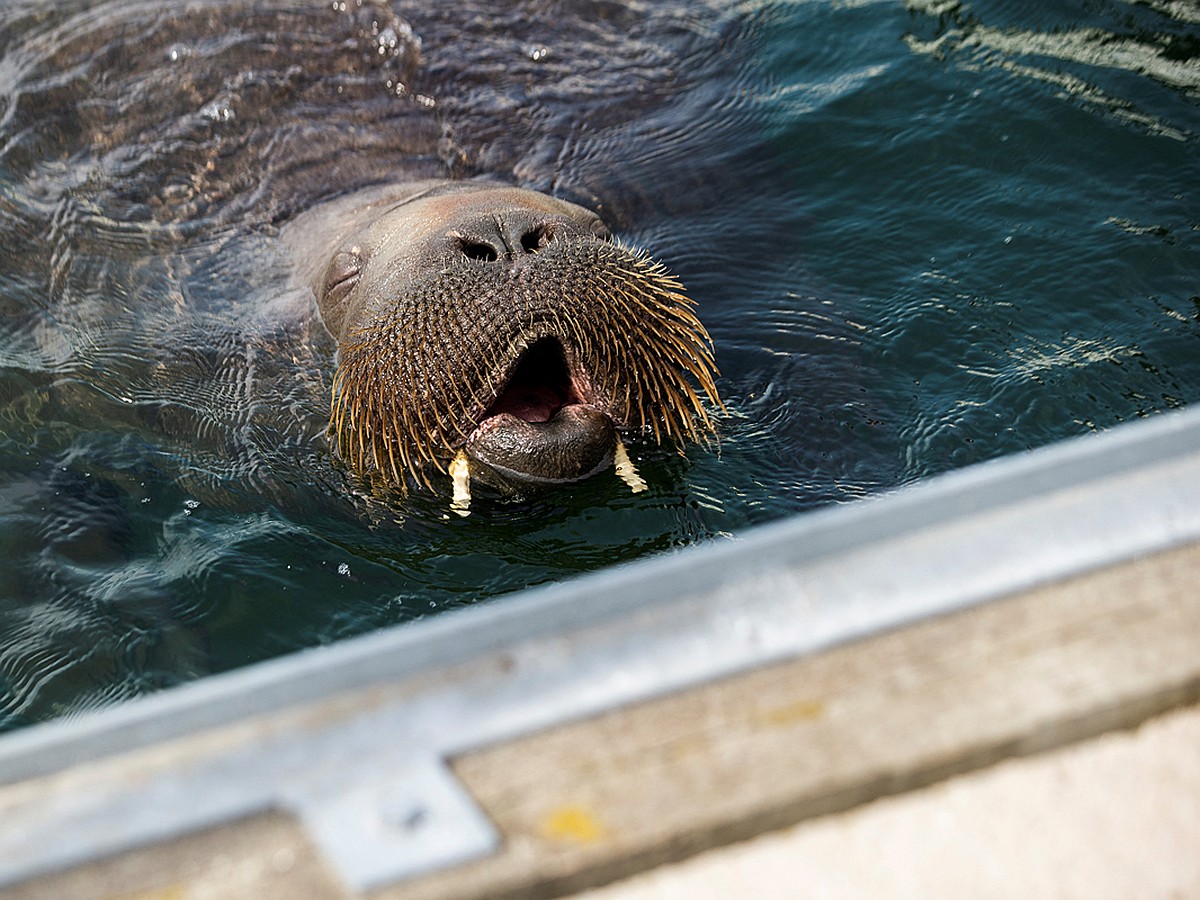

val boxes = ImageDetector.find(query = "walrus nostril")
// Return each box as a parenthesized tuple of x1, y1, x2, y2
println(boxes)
(458, 237, 499, 262)
(453, 218, 557, 262)
(521, 223, 554, 254)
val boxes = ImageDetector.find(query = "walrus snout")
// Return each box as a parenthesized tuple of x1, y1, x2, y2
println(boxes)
(297, 179, 721, 500)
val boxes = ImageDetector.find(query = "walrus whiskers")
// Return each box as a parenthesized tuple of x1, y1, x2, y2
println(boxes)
(294, 181, 725, 507)
(329, 235, 719, 494)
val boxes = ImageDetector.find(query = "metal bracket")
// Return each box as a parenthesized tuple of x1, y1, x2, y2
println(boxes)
(0, 721, 498, 893)
(292, 755, 498, 892)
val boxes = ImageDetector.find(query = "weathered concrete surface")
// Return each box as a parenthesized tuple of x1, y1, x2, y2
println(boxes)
(576, 702, 1200, 900)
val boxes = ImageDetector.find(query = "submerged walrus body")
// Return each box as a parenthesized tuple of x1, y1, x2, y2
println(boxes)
(286, 180, 719, 506)
(0, 0, 726, 514)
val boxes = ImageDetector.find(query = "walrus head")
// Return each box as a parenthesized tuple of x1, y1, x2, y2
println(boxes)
(312, 181, 720, 502)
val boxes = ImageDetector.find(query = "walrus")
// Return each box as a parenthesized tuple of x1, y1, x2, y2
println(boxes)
(285, 179, 721, 512)
(0, 0, 727, 519)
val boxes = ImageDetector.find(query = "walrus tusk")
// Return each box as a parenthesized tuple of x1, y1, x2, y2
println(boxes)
(613, 439, 648, 494)
(450, 450, 472, 516)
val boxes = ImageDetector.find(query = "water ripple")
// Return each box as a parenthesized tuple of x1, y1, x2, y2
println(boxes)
(1, 0, 1198, 729)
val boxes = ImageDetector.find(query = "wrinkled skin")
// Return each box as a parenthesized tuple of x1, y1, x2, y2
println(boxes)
(285, 180, 719, 493)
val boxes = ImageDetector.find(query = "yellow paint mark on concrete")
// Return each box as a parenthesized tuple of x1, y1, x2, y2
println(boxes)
(540, 804, 610, 844)
(760, 699, 826, 726)
(107, 885, 187, 900)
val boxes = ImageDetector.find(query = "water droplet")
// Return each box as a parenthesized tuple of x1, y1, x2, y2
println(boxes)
(377, 25, 400, 53)
(201, 99, 235, 124)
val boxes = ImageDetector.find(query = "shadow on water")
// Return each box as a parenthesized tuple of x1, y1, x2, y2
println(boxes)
(0, 0, 1197, 728)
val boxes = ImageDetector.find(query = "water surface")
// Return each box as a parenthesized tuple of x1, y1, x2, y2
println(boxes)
(1, 0, 1197, 729)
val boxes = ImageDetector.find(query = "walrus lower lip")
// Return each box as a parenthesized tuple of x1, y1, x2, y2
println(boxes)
(465, 404, 617, 484)
(458, 335, 618, 484)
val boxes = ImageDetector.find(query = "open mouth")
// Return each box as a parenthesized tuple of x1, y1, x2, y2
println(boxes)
(476, 337, 584, 429)
(463, 337, 618, 486)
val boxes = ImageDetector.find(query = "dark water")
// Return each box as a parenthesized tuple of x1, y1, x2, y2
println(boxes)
(0, 0, 1197, 730)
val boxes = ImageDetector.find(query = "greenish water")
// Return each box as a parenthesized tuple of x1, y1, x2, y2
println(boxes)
(0, 0, 1197, 729)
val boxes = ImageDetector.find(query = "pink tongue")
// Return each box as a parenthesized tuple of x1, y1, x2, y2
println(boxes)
(485, 384, 565, 424)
